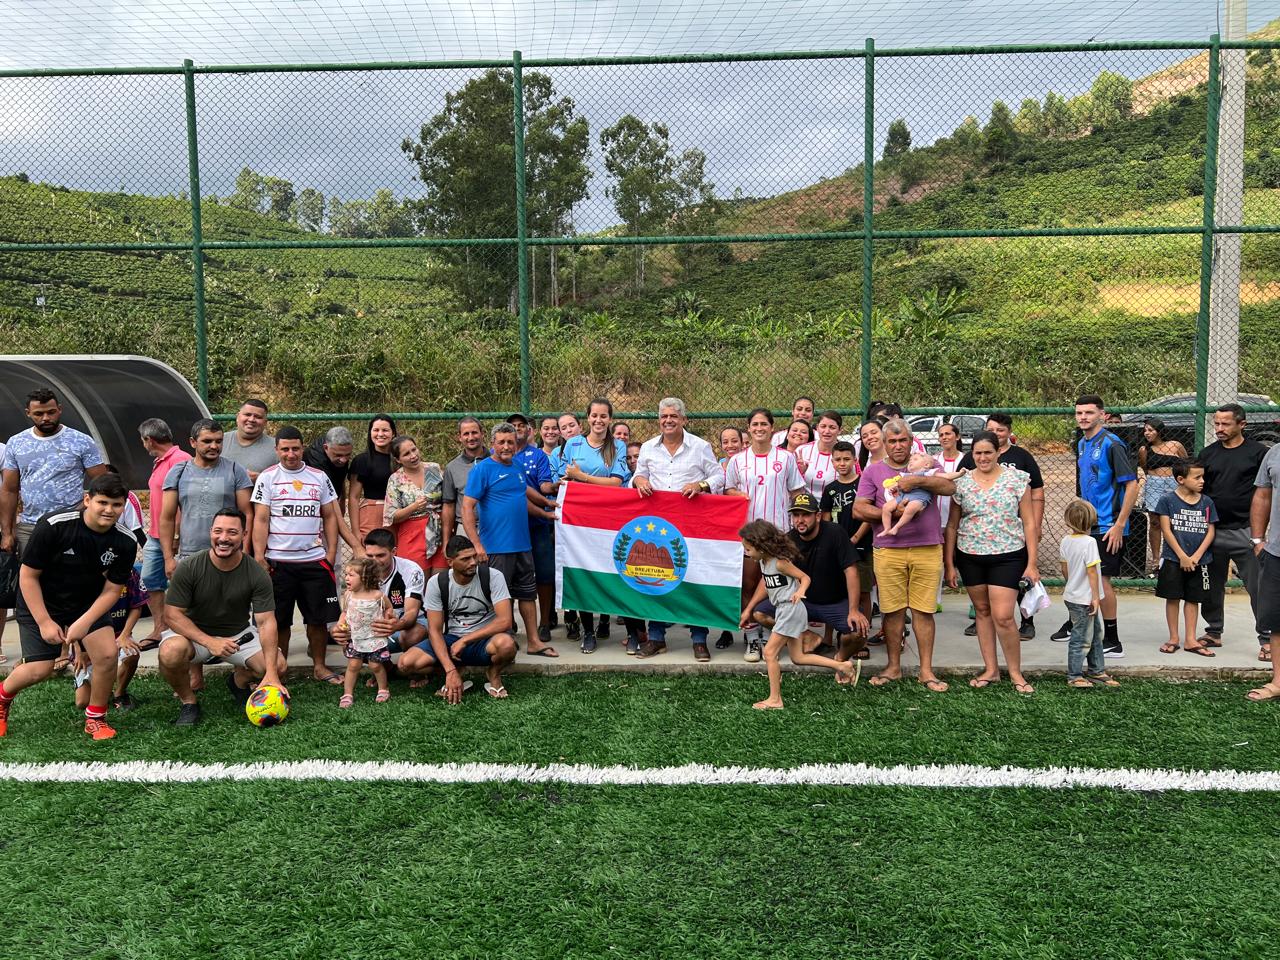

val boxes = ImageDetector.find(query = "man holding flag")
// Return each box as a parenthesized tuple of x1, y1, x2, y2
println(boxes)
(623, 398, 725, 661)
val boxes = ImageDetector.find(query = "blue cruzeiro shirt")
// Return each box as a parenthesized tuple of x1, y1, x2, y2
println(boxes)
(1076, 428, 1137, 534)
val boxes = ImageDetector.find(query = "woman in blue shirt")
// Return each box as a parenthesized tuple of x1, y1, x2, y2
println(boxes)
(559, 398, 638, 653)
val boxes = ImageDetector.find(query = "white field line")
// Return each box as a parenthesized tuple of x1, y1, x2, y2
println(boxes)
(1, 761, 1279, 791)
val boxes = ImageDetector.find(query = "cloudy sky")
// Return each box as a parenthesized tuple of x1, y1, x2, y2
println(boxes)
(0, 1, 1275, 230)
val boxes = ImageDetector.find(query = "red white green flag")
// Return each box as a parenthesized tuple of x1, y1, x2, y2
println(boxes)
(555, 484, 748, 631)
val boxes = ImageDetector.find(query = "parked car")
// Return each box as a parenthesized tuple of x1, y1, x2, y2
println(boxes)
(908, 414, 989, 455)
(1111, 393, 1280, 453)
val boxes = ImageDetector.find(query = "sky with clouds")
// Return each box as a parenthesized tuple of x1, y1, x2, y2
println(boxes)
(0, 1, 1275, 229)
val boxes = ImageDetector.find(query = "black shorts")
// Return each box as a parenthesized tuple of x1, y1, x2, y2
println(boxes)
(15, 610, 113, 663)
(1155, 559, 1212, 604)
(270, 559, 339, 629)
(487, 551, 536, 601)
(1092, 534, 1125, 577)
(1258, 550, 1280, 635)
(955, 548, 1027, 591)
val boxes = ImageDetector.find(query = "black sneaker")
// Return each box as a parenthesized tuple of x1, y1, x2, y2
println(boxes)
(581, 633, 598, 654)
(111, 693, 138, 713)
(963, 621, 978, 637)
(226, 672, 252, 707)
(715, 630, 733, 649)
(1051, 620, 1072, 642)
(1019, 618, 1035, 641)
(596, 616, 612, 640)
(566, 621, 582, 641)
(538, 626, 552, 645)
(1104, 639, 1124, 659)
(174, 702, 202, 726)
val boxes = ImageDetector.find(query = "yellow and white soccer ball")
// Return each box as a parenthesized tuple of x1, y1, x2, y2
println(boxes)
(245, 684, 290, 727)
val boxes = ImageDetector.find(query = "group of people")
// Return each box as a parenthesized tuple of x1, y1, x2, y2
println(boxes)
(2, 386, 1279, 739)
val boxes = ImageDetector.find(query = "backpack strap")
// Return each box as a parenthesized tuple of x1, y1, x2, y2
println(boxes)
(435, 569, 451, 629)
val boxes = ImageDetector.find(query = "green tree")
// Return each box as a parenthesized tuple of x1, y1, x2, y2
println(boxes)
(263, 176, 296, 221)
(295, 187, 325, 231)
(1089, 70, 1133, 129)
(1067, 94, 1093, 132)
(982, 101, 1016, 162)
(1041, 91, 1074, 139)
(1013, 98, 1043, 137)
(367, 189, 415, 237)
(883, 118, 911, 160)
(600, 115, 717, 290)
(402, 68, 590, 309)
(951, 115, 982, 151)
(227, 167, 265, 213)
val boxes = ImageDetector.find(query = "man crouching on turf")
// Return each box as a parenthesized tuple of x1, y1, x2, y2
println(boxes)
(397, 535, 517, 703)
(158, 509, 287, 726)
(0, 474, 139, 740)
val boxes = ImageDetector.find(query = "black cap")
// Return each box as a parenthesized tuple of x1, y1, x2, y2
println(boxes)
(506, 413, 531, 426)
(788, 492, 820, 514)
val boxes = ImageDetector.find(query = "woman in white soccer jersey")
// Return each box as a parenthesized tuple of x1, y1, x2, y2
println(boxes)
(725, 409, 805, 661)
(795, 410, 842, 500)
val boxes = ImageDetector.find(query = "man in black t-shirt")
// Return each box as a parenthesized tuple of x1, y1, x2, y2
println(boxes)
(959, 413, 1045, 638)
(1198, 403, 1270, 655)
(746, 493, 870, 665)
(0, 474, 138, 740)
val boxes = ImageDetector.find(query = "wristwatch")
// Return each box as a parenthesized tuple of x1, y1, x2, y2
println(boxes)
(1251, 537, 1265, 546)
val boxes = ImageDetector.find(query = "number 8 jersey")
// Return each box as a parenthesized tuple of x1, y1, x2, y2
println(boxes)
(725, 447, 803, 530)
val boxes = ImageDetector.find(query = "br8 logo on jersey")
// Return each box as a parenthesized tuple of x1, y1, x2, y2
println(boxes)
(281, 504, 320, 517)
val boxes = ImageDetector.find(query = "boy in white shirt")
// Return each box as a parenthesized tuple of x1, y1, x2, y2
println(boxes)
(1059, 499, 1120, 688)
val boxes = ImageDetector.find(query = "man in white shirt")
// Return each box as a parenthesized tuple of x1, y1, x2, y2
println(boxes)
(633, 397, 725, 662)
(250, 426, 345, 684)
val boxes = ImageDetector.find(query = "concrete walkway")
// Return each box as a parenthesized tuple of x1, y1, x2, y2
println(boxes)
(2, 593, 1269, 681)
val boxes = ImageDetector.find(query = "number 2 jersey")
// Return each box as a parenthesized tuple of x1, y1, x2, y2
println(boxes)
(724, 447, 803, 530)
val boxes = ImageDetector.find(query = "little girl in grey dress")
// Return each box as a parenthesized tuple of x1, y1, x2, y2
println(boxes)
(740, 519, 859, 709)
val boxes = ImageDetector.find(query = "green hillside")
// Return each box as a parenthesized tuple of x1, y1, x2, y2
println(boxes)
(4, 42, 1280, 418)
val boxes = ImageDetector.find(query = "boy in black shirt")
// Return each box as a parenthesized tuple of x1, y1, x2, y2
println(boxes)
(820, 441, 875, 642)
(0, 474, 138, 740)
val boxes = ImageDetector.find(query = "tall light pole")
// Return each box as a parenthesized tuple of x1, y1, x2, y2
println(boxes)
(1207, 0, 1246, 434)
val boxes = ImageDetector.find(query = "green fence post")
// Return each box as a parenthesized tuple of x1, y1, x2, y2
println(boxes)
(182, 59, 210, 403)
(1194, 35, 1222, 450)
(860, 38, 875, 413)
(512, 51, 532, 416)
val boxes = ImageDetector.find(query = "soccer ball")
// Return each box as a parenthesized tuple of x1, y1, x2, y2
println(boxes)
(245, 685, 290, 727)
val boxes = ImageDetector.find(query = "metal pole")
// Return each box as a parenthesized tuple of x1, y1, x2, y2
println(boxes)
(512, 51, 532, 416)
(1194, 36, 1223, 451)
(860, 38, 875, 413)
(182, 59, 209, 402)
(1208, 0, 1246, 442)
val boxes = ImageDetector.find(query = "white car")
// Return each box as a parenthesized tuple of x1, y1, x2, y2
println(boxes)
(907, 414, 989, 455)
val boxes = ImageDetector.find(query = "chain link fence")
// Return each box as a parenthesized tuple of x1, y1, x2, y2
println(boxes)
(3, 38, 1280, 581)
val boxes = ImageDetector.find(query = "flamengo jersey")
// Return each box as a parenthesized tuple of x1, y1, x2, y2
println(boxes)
(794, 441, 835, 499)
(251, 463, 337, 563)
(725, 447, 803, 530)
(381, 556, 425, 618)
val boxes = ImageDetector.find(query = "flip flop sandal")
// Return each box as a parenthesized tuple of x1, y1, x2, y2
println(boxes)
(1260, 646, 1273, 663)
(868, 674, 898, 687)
(484, 682, 509, 699)
(1246, 683, 1280, 702)
(314, 673, 344, 685)
(1067, 679, 1094, 689)
(852, 647, 871, 660)
(135, 638, 161, 652)
(1013, 682, 1036, 696)
(1086, 675, 1121, 687)
(434, 680, 475, 698)
(1184, 644, 1216, 658)
(1197, 634, 1223, 648)
(919, 678, 948, 693)
(1158, 642, 1180, 654)
(526, 647, 559, 658)
(969, 677, 1000, 689)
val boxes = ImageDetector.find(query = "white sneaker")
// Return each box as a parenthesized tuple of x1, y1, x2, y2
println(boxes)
(743, 637, 762, 663)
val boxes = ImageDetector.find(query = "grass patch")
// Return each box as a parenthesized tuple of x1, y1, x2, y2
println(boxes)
(0, 780, 1277, 959)
(1, 673, 1277, 772)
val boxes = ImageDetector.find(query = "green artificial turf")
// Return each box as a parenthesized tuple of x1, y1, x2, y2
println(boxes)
(4, 673, 1279, 959)
(0, 672, 1277, 771)
(1, 781, 1278, 959)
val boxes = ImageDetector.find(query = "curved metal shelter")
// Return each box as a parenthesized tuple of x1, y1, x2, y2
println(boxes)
(0, 355, 210, 492)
